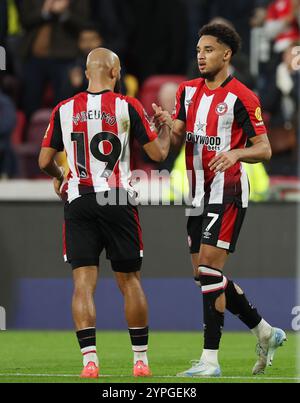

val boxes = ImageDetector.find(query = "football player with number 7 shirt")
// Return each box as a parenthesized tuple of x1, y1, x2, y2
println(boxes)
(39, 47, 171, 378)
(154, 23, 287, 378)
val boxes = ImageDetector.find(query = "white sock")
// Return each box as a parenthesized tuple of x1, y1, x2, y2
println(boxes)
(133, 346, 148, 365)
(200, 349, 219, 366)
(81, 346, 99, 367)
(251, 319, 272, 344)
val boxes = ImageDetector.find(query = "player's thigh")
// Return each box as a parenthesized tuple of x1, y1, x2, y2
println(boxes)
(64, 196, 104, 270)
(99, 204, 144, 272)
(198, 244, 228, 269)
(191, 254, 199, 277)
(200, 203, 246, 257)
(187, 214, 204, 277)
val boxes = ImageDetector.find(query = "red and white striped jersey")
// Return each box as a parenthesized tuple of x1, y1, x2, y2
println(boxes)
(173, 76, 267, 209)
(42, 90, 157, 203)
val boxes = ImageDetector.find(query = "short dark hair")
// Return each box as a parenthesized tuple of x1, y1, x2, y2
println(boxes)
(198, 23, 241, 56)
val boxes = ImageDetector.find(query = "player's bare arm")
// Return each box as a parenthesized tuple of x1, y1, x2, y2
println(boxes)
(152, 102, 186, 151)
(171, 119, 186, 150)
(208, 134, 272, 174)
(39, 147, 64, 197)
(142, 104, 172, 162)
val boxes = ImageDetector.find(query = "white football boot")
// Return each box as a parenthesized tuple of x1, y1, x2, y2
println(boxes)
(177, 360, 221, 378)
(252, 327, 287, 375)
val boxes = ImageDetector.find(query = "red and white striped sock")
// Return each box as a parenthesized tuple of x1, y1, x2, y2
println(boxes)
(132, 345, 148, 365)
(81, 346, 99, 367)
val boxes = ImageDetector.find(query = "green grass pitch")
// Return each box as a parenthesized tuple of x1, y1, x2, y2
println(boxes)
(0, 331, 298, 383)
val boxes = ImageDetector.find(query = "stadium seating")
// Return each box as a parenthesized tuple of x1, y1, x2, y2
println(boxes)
(269, 175, 300, 201)
(14, 109, 51, 178)
(11, 110, 26, 146)
(138, 75, 186, 115)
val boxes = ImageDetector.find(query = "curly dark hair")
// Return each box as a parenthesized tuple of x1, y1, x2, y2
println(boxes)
(198, 23, 241, 56)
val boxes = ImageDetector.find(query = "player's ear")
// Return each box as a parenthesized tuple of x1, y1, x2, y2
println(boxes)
(111, 67, 118, 80)
(85, 69, 89, 80)
(224, 48, 232, 62)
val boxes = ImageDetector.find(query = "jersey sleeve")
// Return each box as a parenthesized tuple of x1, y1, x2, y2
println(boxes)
(172, 83, 186, 122)
(41, 106, 64, 151)
(234, 93, 267, 139)
(127, 97, 158, 146)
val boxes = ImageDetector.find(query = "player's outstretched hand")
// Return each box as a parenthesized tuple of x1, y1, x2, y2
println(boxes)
(152, 103, 173, 130)
(208, 150, 240, 173)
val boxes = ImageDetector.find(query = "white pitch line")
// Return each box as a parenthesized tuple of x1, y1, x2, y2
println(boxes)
(0, 373, 299, 381)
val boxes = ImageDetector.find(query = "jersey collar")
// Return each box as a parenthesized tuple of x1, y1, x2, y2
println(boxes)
(221, 75, 234, 88)
(86, 89, 112, 95)
(203, 75, 234, 93)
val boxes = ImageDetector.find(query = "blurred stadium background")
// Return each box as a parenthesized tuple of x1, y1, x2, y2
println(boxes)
(0, 0, 299, 347)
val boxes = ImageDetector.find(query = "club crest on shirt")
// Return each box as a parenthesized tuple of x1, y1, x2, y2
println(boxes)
(216, 102, 228, 116)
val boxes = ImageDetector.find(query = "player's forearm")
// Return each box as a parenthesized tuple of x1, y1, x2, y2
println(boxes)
(236, 142, 272, 164)
(171, 126, 185, 152)
(39, 158, 64, 180)
(156, 124, 171, 161)
(170, 133, 183, 151)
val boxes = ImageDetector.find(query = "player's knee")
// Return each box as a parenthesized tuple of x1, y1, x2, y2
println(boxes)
(194, 266, 201, 287)
(199, 266, 226, 311)
(73, 283, 95, 298)
(74, 276, 97, 293)
(117, 275, 142, 297)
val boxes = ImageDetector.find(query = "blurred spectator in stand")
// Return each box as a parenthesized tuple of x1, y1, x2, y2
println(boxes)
(4, 0, 22, 77)
(185, 0, 210, 66)
(19, 0, 89, 118)
(187, 18, 255, 89)
(89, 0, 130, 60)
(249, 2, 270, 93)
(207, 0, 256, 54)
(62, 22, 129, 100)
(61, 23, 104, 99)
(256, 0, 299, 94)
(0, 1, 22, 105)
(265, 0, 300, 54)
(126, 0, 188, 82)
(0, 0, 9, 47)
(262, 42, 299, 176)
(0, 88, 17, 178)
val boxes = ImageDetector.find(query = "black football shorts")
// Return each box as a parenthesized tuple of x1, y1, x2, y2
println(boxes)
(187, 201, 247, 254)
(63, 193, 143, 272)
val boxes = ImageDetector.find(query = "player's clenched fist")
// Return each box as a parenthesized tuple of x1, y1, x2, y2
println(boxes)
(152, 103, 173, 131)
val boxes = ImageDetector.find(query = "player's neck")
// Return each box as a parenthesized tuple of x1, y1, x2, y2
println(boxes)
(87, 80, 114, 94)
(205, 69, 230, 91)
